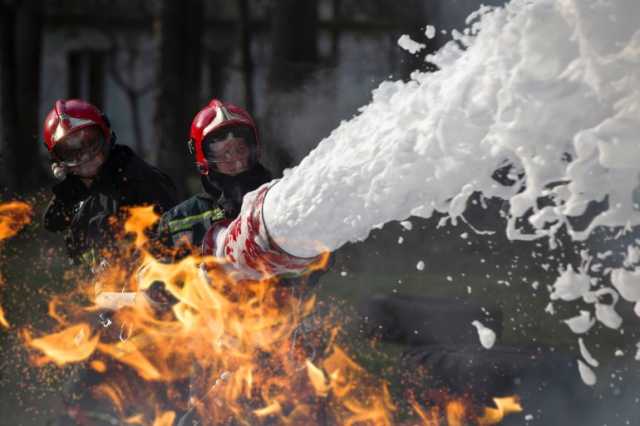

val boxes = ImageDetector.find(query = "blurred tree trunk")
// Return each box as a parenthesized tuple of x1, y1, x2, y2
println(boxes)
(15, 0, 45, 190)
(238, 0, 254, 113)
(207, 47, 231, 102)
(264, 0, 318, 176)
(268, 0, 318, 92)
(88, 51, 105, 108)
(153, 0, 204, 197)
(67, 50, 105, 108)
(106, 34, 155, 160)
(331, 0, 341, 62)
(0, 1, 20, 194)
(0, 0, 44, 195)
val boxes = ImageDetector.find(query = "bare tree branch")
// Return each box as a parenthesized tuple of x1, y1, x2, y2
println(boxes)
(101, 29, 156, 159)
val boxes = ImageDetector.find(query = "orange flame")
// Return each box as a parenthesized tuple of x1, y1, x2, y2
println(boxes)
(0, 300, 9, 329)
(0, 200, 33, 329)
(0, 271, 8, 329)
(124, 206, 159, 247)
(306, 359, 330, 397)
(0, 201, 32, 240)
(22, 206, 521, 425)
(91, 359, 107, 373)
(24, 323, 100, 366)
(478, 396, 523, 425)
(152, 411, 175, 426)
(409, 396, 440, 426)
(446, 400, 466, 426)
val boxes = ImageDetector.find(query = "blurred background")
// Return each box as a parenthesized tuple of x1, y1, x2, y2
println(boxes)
(2, 1, 640, 425)
(0, 0, 505, 196)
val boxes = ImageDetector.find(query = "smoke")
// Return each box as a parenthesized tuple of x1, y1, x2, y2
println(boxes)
(253, 34, 400, 172)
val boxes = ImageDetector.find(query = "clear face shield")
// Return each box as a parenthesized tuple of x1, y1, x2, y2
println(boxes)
(203, 126, 256, 176)
(53, 126, 108, 178)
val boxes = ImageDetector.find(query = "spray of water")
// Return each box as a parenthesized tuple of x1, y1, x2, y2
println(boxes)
(263, 0, 640, 384)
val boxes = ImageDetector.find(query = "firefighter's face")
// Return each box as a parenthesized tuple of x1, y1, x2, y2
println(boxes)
(55, 126, 107, 178)
(206, 133, 251, 176)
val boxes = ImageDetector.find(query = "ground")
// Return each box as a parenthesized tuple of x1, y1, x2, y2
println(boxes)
(1, 194, 639, 425)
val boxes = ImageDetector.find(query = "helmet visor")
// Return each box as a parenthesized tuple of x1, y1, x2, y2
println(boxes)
(53, 126, 105, 167)
(203, 126, 256, 175)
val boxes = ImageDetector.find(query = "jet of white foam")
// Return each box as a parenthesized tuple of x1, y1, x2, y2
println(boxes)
(263, 0, 640, 258)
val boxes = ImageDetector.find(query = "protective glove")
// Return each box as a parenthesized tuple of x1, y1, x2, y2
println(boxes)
(51, 175, 87, 204)
(143, 281, 179, 315)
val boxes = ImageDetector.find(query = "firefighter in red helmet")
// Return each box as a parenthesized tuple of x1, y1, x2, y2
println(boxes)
(43, 99, 177, 266)
(42, 99, 178, 426)
(156, 98, 271, 252)
(155, 100, 334, 426)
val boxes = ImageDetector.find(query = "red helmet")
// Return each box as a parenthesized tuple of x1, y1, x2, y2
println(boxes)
(43, 99, 112, 154)
(189, 99, 259, 175)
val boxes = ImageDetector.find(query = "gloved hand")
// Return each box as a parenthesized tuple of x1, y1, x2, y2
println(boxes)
(143, 281, 179, 315)
(44, 177, 88, 232)
(51, 174, 87, 205)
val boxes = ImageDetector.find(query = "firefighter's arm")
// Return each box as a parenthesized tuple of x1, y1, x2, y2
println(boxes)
(43, 177, 87, 232)
(126, 169, 179, 215)
(95, 291, 138, 310)
(95, 282, 177, 313)
(202, 184, 327, 280)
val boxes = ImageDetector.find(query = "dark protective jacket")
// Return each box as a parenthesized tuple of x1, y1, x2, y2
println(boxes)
(155, 192, 224, 252)
(157, 163, 330, 297)
(156, 164, 272, 251)
(44, 144, 178, 265)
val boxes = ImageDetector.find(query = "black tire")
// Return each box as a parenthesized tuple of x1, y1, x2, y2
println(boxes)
(363, 293, 503, 346)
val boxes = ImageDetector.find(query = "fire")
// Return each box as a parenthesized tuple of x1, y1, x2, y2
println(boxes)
(445, 400, 466, 426)
(410, 394, 518, 426)
(306, 359, 330, 397)
(152, 411, 176, 426)
(0, 308, 8, 329)
(0, 273, 9, 329)
(20, 206, 521, 425)
(477, 396, 523, 425)
(0, 200, 32, 240)
(24, 323, 100, 366)
(0, 200, 33, 329)
(124, 205, 159, 247)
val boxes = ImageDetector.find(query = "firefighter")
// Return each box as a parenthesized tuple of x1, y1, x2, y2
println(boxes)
(41, 99, 177, 426)
(155, 98, 330, 295)
(156, 98, 271, 253)
(42, 99, 177, 267)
